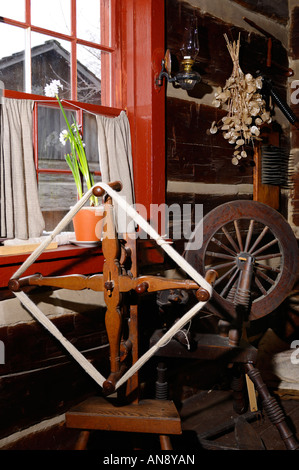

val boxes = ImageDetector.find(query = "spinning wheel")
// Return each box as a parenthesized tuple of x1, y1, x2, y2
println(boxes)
(185, 200, 298, 321)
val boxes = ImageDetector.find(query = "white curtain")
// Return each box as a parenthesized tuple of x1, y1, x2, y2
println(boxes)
(97, 110, 135, 235)
(0, 98, 45, 239)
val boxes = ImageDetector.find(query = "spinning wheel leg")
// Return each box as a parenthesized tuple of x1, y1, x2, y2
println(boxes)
(155, 361, 174, 449)
(231, 364, 248, 415)
(75, 430, 90, 450)
(245, 363, 299, 450)
(159, 435, 173, 450)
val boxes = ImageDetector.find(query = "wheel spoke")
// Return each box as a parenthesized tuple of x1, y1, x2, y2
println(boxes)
(207, 261, 236, 271)
(234, 220, 243, 251)
(220, 267, 240, 297)
(206, 251, 235, 260)
(221, 226, 240, 253)
(255, 269, 276, 285)
(248, 226, 269, 254)
(254, 276, 267, 296)
(255, 253, 282, 261)
(255, 262, 281, 274)
(211, 236, 237, 256)
(214, 265, 238, 287)
(244, 219, 254, 252)
(251, 238, 278, 256)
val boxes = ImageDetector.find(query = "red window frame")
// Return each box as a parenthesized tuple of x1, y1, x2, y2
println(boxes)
(118, 0, 166, 214)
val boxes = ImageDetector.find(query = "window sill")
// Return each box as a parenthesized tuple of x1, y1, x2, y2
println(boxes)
(0, 244, 104, 290)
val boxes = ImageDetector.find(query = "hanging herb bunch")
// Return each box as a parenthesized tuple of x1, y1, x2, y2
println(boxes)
(209, 34, 271, 165)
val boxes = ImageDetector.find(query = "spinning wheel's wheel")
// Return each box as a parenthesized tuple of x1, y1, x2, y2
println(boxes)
(185, 200, 298, 321)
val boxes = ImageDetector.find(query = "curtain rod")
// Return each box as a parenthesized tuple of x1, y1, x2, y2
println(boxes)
(2, 89, 124, 118)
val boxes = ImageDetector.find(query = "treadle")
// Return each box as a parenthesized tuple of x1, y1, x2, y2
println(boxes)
(65, 396, 182, 435)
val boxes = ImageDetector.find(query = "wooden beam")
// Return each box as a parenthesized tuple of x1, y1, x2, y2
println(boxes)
(121, 0, 166, 215)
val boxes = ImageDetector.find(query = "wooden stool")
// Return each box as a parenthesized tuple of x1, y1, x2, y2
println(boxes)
(65, 396, 182, 450)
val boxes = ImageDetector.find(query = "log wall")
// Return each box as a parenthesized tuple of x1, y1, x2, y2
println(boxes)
(0, 289, 109, 449)
(166, 0, 290, 247)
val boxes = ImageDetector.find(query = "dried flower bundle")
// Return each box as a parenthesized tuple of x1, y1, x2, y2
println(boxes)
(209, 34, 271, 165)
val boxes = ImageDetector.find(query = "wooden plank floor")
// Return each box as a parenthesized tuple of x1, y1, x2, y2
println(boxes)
(176, 389, 299, 450)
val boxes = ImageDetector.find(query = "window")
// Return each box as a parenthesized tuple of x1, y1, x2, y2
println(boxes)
(0, 0, 120, 231)
(0, 0, 166, 291)
(1, 0, 166, 239)
(0, 0, 112, 104)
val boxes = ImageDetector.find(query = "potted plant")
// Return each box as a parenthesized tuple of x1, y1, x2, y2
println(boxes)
(44, 80, 104, 243)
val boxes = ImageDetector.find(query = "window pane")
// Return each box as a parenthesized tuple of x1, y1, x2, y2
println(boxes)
(31, 0, 71, 35)
(38, 106, 75, 164)
(38, 172, 78, 213)
(77, 44, 102, 104)
(77, 0, 102, 44)
(31, 32, 71, 98)
(38, 106, 78, 218)
(0, 1, 25, 22)
(83, 112, 100, 165)
(0, 24, 25, 92)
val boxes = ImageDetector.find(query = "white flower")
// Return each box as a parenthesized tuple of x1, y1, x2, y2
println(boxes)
(44, 79, 63, 97)
(59, 129, 68, 146)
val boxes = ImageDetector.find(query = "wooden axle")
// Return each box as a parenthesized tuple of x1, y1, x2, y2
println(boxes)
(9, 272, 215, 300)
(195, 269, 218, 301)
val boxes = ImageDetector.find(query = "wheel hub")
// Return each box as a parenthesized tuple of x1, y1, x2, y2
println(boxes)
(236, 252, 255, 269)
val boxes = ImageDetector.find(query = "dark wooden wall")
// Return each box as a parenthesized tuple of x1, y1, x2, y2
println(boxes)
(0, 296, 109, 448)
(230, 0, 289, 24)
(166, 0, 289, 235)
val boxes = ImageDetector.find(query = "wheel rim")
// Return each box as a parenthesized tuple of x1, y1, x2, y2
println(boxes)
(184, 200, 298, 321)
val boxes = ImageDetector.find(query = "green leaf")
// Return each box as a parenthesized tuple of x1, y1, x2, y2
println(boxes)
(56, 95, 98, 206)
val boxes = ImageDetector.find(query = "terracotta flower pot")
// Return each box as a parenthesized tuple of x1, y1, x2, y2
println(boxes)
(72, 205, 104, 242)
